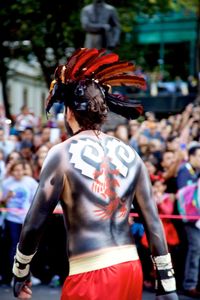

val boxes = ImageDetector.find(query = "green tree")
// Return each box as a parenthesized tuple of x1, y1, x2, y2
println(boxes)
(0, 0, 85, 118)
(0, 0, 199, 118)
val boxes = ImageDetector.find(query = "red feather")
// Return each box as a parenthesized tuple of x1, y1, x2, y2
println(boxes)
(64, 48, 87, 82)
(82, 53, 119, 77)
(95, 62, 134, 81)
(77, 49, 107, 78)
(101, 75, 146, 89)
(70, 48, 99, 79)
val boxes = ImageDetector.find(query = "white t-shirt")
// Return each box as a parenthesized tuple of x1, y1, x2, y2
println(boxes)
(0, 160, 6, 180)
(15, 114, 38, 131)
(1, 175, 38, 224)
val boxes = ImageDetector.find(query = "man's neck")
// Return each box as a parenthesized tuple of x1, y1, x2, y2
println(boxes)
(72, 128, 84, 136)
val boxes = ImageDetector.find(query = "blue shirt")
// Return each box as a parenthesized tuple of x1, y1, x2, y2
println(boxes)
(177, 162, 199, 189)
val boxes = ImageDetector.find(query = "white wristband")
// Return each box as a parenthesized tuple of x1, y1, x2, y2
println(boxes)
(152, 253, 176, 293)
(15, 244, 36, 264)
(12, 262, 30, 278)
(12, 244, 37, 278)
(152, 253, 173, 270)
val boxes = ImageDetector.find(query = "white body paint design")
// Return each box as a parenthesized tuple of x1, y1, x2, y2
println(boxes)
(69, 139, 104, 178)
(69, 138, 135, 179)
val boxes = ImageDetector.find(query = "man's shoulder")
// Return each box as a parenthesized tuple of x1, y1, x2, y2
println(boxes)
(1, 177, 10, 187)
(177, 162, 191, 174)
(82, 4, 93, 11)
(104, 3, 117, 11)
(82, 3, 116, 11)
(23, 176, 38, 186)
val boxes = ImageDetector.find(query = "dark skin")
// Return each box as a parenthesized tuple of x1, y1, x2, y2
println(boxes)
(15, 109, 169, 299)
(19, 131, 167, 255)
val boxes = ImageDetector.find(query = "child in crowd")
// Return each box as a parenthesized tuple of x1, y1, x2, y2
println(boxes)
(0, 160, 38, 284)
(140, 178, 179, 289)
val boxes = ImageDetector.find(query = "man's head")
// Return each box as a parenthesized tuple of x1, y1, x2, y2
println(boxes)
(161, 150, 175, 170)
(94, 0, 104, 4)
(45, 48, 146, 134)
(66, 80, 108, 132)
(20, 105, 29, 115)
(114, 124, 129, 142)
(188, 145, 200, 169)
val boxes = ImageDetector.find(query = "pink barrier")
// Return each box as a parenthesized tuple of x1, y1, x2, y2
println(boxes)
(0, 207, 200, 220)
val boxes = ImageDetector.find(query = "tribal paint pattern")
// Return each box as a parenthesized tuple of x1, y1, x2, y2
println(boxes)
(92, 158, 127, 219)
(69, 137, 135, 220)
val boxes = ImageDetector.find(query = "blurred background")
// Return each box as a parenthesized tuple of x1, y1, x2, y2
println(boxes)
(0, 0, 199, 121)
(0, 1, 200, 299)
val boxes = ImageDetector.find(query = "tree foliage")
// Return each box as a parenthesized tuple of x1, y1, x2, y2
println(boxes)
(0, 0, 199, 116)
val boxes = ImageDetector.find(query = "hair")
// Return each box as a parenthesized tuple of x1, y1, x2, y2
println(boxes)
(6, 151, 23, 164)
(188, 145, 200, 157)
(69, 82, 108, 130)
(24, 127, 34, 133)
(9, 160, 24, 172)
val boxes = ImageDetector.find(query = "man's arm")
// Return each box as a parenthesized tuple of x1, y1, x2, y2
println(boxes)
(12, 145, 65, 298)
(108, 7, 121, 48)
(134, 156, 178, 299)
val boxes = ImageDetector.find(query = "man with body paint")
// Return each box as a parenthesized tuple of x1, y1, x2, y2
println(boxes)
(12, 48, 178, 300)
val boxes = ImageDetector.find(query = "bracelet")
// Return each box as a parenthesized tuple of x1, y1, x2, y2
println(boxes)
(15, 244, 36, 264)
(12, 244, 37, 278)
(151, 253, 176, 293)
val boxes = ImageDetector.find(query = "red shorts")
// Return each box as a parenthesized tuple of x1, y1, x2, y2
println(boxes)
(61, 260, 143, 300)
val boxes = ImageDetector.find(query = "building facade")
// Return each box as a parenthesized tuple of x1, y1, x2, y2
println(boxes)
(0, 60, 48, 117)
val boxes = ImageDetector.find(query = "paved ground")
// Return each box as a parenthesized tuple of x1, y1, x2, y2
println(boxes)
(0, 285, 194, 300)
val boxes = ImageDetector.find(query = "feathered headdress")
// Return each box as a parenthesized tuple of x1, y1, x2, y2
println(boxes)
(46, 48, 146, 119)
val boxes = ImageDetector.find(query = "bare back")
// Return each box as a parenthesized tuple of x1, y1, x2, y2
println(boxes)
(19, 129, 168, 261)
(60, 131, 140, 255)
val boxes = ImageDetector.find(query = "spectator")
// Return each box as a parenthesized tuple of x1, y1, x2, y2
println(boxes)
(14, 105, 38, 132)
(144, 159, 161, 183)
(5, 151, 23, 178)
(0, 105, 11, 137)
(187, 75, 198, 94)
(0, 186, 4, 283)
(114, 123, 129, 143)
(140, 178, 179, 291)
(19, 140, 35, 165)
(33, 145, 49, 182)
(0, 160, 38, 284)
(148, 138, 164, 165)
(142, 120, 163, 142)
(176, 144, 200, 298)
(161, 150, 182, 194)
(34, 126, 52, 149)
(152, 179, 179, 249)
(0, 149, 6, 181)
(22, 160, 34, 177)
(190, 121, 200, 142)
(19, 127, 35, 147)
(137, 134, 149, 160)
(0, 127, 16, 159)
(129, 120, 140, 152)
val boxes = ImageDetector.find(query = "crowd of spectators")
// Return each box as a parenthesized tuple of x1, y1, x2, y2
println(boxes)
(0, 102, 200, 296)
(110, 103, 200, 297)
(126, 66, 199, 98)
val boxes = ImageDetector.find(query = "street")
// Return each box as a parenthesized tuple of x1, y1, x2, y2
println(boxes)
(0, 285, 194, 300)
